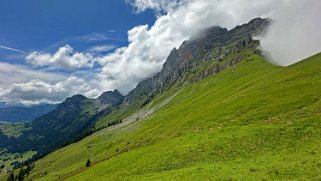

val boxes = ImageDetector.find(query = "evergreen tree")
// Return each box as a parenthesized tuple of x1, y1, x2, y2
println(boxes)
(17, 166, 25, 181)
(86, 159, 91, 167)
(26, 164, 31, 173)
(6, 172, 14, 181)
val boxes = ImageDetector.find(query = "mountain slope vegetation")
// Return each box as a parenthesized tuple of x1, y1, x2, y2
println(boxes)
(0, 90, 124, 171)
(21, 51, 321, 180)
(3, 18, 321, 180)
(12, 90, 124, 155)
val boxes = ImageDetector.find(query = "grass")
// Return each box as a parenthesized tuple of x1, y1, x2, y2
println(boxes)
(0, 150, 36, 172)
(0, 122, 26, 138)
(21, 51, 321, 180)
(0, 173, 7, 180)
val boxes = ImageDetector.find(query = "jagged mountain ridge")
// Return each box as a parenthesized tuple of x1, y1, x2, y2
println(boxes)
(123, 18, 269, 107)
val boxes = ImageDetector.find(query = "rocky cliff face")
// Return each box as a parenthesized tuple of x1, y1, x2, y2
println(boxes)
(95, 89, 124, 111)
(123, 18, 270, 107)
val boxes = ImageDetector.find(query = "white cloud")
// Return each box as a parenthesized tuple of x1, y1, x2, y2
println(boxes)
(88, 45, 116, 53)
(260, 0, 321, 65)
(0, 76, 101, 105)
(0, 62, 100, 105)
(77, 33, 111, 42)
(0, 62, 64, 87)
(26, 45, 96, 70)
(0, 44, 24, 54)
(126, 0, 188, 13)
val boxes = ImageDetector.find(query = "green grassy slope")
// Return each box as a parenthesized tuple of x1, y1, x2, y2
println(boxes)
(0, 150, 36, 172)
(0, 122, 25, 138)
(23, 51, 321, 180)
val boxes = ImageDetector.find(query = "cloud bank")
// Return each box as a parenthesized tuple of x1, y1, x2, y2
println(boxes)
(0, 62, 100, 105)
(0, 77, 100, 105)
(260, 0, 321, 65)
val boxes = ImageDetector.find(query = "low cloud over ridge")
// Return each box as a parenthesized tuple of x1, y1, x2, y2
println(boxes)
(260, 0, 321, 65)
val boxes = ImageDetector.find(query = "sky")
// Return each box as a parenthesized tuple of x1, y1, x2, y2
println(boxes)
(0, 0, 320, 105)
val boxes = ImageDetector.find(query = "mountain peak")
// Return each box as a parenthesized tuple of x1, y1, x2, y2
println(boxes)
(123, 18, 270, 107)
(95, 89, 124, 110)
(66, 94, 88, 101)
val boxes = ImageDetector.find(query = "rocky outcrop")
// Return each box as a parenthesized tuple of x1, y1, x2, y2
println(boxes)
(123, 18, 270, 107)
(95, 90, 124, 111)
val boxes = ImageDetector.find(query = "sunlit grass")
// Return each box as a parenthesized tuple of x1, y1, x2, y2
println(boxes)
(24, 52, 321, 180)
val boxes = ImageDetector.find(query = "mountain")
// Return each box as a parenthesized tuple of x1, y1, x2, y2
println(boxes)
(0, 104, 57, 123)
(95, 89, 124, 111)
(123, 18, 269, 107)
(0, 102, 7, 109)
(96, 18, 270, 127)
(22, 40, 321, 180)
(2, 18, 269, 157)
(4, 17, 321, 180)
(2, 90, 124, 156)
(1, 18, 271, 172)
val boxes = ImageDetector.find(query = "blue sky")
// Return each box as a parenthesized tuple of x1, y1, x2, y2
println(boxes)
(0, 0, 155, 64)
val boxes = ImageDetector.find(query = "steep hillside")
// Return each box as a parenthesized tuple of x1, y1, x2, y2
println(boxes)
(95, 18, 269, 128)
(21, 51, 321, 180)
(4, 17, 321, 180)
(0, 104, 56, 123)
(1, 90, 124, 166)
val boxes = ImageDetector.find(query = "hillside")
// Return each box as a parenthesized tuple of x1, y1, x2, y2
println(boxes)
(3, 17, 321, 180)
(0, 19, 267, 161)
(7, 90, 124, 154)
(14, 49, 320, 180)
(95, 17, 269, 128)
(0, 90, 124, 172)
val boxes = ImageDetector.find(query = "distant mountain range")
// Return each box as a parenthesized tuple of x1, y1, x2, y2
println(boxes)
(0, 90, 124, 156)
(0, 104, 57, 123)
(0, 102, 10, 109)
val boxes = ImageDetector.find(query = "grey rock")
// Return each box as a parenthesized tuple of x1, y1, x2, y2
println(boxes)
(123, 18, 270, 107)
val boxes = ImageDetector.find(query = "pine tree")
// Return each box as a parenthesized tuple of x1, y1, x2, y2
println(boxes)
(86, 159, 91, 167)
(6, 172, 14, 181)
(18, 166, 25, 181)
(25, 164, 32, 176)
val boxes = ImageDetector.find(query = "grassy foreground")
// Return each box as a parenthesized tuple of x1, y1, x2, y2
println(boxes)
(17, 52, 321, 180)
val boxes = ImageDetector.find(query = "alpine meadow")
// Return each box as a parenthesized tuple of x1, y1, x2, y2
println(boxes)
(0, 1, 321, 181)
